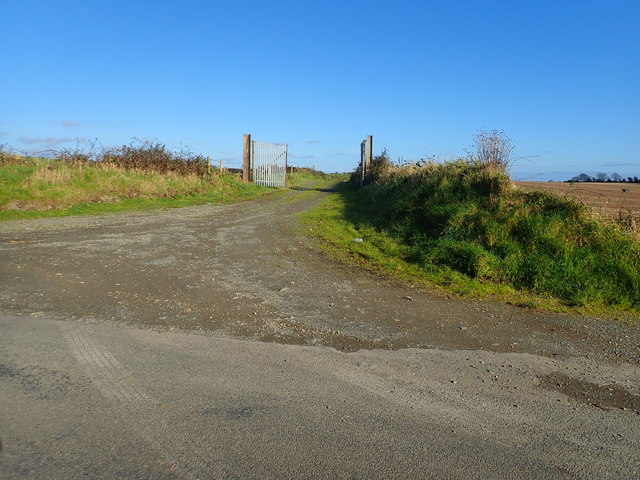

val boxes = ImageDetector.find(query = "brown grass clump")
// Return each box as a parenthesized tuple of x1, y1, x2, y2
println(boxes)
(0, 148, 28, 166)
(26, 162, 74, 185)
(617, 209, 639, 236)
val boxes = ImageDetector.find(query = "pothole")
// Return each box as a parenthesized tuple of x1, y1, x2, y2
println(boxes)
(540, 372, 640, 412)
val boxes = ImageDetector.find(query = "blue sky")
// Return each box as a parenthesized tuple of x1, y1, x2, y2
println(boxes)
(1, 0, 638, 180)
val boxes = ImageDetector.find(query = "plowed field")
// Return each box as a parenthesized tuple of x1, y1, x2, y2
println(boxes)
(515, 181, 640, 219)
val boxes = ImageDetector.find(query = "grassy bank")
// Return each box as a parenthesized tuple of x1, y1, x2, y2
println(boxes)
(303, 160, 640, 316)
(0, 147, 347, 222)
(0, 154, 271, 221)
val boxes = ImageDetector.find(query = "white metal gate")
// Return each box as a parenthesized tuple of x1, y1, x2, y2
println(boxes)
(251, 140, 288, 187)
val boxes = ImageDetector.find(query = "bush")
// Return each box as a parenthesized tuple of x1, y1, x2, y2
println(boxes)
(364, 148, 394, 185)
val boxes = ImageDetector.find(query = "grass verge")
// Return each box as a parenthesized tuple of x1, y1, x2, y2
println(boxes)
(0, 157, 272, 221)
(302, 162, 640, 318)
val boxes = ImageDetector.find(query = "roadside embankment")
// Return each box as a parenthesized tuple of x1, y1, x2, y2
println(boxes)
(303, 159, 640, 317)
(0, 147, 340, 221)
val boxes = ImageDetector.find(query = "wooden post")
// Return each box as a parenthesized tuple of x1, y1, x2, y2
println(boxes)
(219, 158, 223, 176)
(359, 135, 373, 187)
(359, 141, 364, 186)
(207, 156, 211, 175)
(243, 134, 251, 183)
(365, 135, 373, 171)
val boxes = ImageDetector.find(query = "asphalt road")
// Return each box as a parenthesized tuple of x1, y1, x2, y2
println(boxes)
(1, 184, 639, 478)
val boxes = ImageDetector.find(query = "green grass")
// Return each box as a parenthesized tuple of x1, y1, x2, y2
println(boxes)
(0, 157, 346, 222)
(287, 168, 348, 187)
(302, 161, 640, 316)
(0, 157, 273, 221)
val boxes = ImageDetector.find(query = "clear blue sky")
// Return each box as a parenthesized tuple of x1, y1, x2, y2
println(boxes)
(2, 0, 638, 180)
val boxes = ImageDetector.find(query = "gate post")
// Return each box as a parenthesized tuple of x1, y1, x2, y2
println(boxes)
(360, 135, 373, 186)
(365, 134, 373, 172)
(360, 141, 365, 186)
(243, 134, 251, 183)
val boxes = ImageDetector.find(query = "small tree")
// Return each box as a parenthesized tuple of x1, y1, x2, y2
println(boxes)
(472, 130, 514, 173)
(570, 173, 593, 182)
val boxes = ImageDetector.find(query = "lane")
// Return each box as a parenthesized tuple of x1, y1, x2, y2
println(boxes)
(1, 313, 639, 479)
(0, 184, 638, 362)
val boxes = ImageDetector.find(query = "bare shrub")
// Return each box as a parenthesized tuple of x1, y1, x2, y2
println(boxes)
(472, 130, 514, 173)
(56, 147, 92, 165)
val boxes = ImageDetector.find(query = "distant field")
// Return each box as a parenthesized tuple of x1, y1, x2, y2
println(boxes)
(515, 181, 640, 219)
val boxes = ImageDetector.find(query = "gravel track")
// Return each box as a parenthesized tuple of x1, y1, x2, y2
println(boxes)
(1, 183, 639, 478)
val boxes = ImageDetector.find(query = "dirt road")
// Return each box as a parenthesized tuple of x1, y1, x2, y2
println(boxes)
(1, 183, 639, 478)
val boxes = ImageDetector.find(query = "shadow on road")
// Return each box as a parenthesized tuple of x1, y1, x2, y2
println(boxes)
(289, 186, 340, 193)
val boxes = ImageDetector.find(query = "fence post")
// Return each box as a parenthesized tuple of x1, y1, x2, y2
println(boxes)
(207, 156, 211, 175)
(243, 134, 251, 183)
(219, 159, 223, 176)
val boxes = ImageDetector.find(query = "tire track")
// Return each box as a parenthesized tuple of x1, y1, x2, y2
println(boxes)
(66, 329, 150, 402)
(62, 324, 233, 479)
